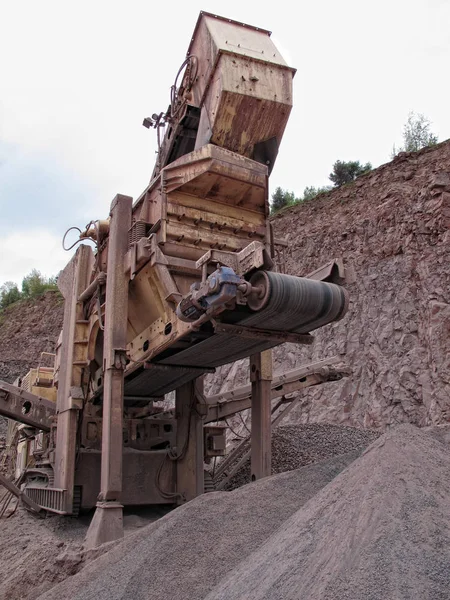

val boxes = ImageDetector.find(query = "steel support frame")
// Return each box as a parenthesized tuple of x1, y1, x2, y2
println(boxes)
(54, 244, 92, 514)
(250, 349, 273, 481)
(85, 194, 132, 549)
(175, 377, 205, 504)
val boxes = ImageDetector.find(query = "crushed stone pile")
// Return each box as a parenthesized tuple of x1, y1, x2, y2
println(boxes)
(38, 425, 450, 600)
(0, 509, 88, 600)
(38, 452, 359, 600)
(206, 425, 450, 600)
(223, 423, 379, 489)
(0, 506, 170, 600)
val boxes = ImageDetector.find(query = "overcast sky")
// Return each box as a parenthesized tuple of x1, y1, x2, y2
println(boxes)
(1, 0, 449, 286)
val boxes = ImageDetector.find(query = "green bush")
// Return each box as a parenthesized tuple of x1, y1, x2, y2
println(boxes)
(271, 187, 298, 213)
(0, 282, 22, 310)
(329, 160, 372, 187)
(0, 270, 58, 311)
(21, 269, 57, 298)
(392, 112, 438, 157)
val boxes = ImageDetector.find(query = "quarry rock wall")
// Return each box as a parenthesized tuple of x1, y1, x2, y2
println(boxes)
(268, 143, 450, 429)
(0, 291, 63, 385)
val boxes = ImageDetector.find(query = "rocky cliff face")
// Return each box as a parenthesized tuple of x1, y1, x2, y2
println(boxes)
(267, 143, 449, 430)
(0, 291, 64, 385)
(0, 291, 64, 435)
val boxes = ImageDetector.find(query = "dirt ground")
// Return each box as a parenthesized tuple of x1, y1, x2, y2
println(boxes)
(0, 504, 171, 600)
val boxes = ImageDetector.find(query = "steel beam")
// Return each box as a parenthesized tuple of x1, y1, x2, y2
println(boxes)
(0, 473, 42, 514)
(53, 244, 93, 514)
(85, 194, 132, 549)
(176, 377, 204, 503)
(0, 381, 55, 431)
(213, 322, 314, 345)
(250, 350, 272, 481)
(205, 357, 349, 422)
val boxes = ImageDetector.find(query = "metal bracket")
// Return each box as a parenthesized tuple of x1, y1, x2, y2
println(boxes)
(196, 241, 273, 277)
(113, 349, 128, 370)
(212, 321, 314, 345)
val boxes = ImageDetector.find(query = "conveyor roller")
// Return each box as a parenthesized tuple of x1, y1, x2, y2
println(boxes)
(156, 271, 348, 370)
(244, 271, 348, 333)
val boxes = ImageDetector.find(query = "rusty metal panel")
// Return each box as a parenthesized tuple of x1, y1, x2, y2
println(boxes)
(186, 13, 295, 161)
(250, 350, 272, 480)
(123, 364, 208, 398)
(0, 380, 55, 431)
(75, 450, 176, 509)
(188, 12, 292, 106)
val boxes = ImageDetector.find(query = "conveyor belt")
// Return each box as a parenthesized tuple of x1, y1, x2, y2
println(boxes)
(158, 272, 348, 369)
(123, 272, 348, 396)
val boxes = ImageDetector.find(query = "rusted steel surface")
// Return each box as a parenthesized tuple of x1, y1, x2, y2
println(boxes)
(0, 380, 55, 431)
(250, 351, 273, 480)
(14, 13, 351, 524)
(176, 378, 205, 503)
(84, 194, 132, 547)
(204, 358, 350, 423)
(0, 473, 42, 514)
(53, 244, 93, 514)
(98, 195, 132, 503)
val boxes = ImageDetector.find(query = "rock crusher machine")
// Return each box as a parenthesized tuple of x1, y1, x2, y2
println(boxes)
(0, 12, 350, 546)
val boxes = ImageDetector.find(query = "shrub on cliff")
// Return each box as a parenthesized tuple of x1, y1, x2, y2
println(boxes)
(329, 160, 372, 187)
(0, 282, 21, 310)
(392, 112, 438, 157)
(271, 187, 297, 213)
(0, 270, 58, 311)
(21, 269, 58, 299)
(271, 186, 331, 214)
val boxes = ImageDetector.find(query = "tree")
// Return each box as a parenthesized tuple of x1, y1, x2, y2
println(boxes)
(301, 185, 332, 202)
(0, 282, 21, 310)
(392, 112, 438, 157)
(21, 269, 58, 298)
(329, 160, 372, 187)
(271, 187, 297, 213)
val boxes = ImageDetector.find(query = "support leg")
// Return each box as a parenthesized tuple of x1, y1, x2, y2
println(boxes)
(175, 377, 204, 504)
(250, 350, 273, 481)
(85, 194, 132, 549)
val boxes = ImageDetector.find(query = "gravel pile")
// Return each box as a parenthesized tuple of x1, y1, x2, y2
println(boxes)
(0, 509, 88, 600)
(37, 425, 450, 600)
(223, 423, 379, 489)
(38, 451, 359, 600)
(0, 505, 171, 600)
(206, 425, 450, 600)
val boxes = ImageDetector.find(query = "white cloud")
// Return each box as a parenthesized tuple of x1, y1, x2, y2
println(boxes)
(0, 0, 449, 236)
(0, 230, 76, 286)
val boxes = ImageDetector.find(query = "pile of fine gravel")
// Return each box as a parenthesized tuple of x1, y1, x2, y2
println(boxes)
(38, 425, 450, 600)
(206, 425, 450, 600)
(38, 451, 359, 600)
(224, 423, 379, 489)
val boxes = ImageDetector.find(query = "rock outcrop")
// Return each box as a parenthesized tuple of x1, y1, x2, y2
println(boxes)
(0, 291, 63, 384)
(267, 143, 450, 429)
(0, 291, 64, 435)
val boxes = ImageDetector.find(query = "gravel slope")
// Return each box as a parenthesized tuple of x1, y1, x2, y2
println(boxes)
(38, 451, 360, 600)
(224, 423, 379, 489)
(206, 425, 450, 600)
(37, 425, 450, 600)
